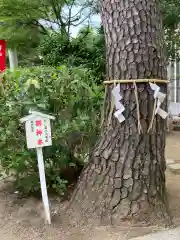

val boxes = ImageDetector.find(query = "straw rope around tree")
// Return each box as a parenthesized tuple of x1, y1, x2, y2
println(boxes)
(102, 79, 169, 134)
(103, 79, 169, 84)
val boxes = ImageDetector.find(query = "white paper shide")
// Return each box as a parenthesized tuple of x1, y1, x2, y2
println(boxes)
(149, 83, 168, 119)
(112, 84, 125, 123)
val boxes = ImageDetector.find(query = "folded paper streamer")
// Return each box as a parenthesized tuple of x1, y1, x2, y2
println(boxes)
(112, 84, 125, 123)
(149, 83, 168, 119)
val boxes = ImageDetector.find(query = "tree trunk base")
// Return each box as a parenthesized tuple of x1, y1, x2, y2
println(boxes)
(68, 165, 172, 227)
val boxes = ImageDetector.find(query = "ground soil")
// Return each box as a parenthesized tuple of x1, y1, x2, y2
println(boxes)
(0, 131, 180, 240)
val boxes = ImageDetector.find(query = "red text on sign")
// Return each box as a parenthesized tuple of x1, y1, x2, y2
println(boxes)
(37, 139, 43, 145)
(36, 129, 43, 136)
(36, 120, 42, 127)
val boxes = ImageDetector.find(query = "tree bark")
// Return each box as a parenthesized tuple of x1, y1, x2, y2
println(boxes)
(69, 0, 171, 225)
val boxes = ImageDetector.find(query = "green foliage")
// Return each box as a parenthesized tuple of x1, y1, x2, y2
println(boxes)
(160, 0, 180, 58)
(39, 26, 106, 82)
(38, 33, 70, 66)
(160, 0, 180, 29)
(0, 0, 95, 66)
(0, 66, 103, 195)
(0, 0, 93, 49)
(71, 26, 105, 82)
(0, 0, 43, 49)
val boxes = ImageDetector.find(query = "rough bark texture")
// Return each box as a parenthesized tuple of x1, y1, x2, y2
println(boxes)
(69, 0, 171, 225)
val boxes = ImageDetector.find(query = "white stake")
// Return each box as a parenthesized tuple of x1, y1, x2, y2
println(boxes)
(36, 147, 51, 224)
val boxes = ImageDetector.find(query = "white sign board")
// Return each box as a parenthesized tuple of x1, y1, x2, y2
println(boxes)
(25, 117, 52, 149)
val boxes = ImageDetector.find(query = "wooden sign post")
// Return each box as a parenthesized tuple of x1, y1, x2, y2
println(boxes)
(20, 110, 55, 224)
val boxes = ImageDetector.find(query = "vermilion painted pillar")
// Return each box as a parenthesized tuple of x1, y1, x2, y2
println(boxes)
(0, 40, 6, 73)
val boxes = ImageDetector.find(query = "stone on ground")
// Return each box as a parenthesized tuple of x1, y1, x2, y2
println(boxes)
(168, 163, 180, 174)
(166, 159, 175, 164)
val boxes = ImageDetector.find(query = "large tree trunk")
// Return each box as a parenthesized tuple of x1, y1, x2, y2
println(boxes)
(69, 0, 171, 225)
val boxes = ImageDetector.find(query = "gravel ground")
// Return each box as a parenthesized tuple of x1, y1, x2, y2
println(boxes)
(130, 227, 180, 240)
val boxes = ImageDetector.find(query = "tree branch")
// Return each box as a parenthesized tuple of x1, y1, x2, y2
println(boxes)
(70, 9, 93, 27)
(31, 20, 48, 34)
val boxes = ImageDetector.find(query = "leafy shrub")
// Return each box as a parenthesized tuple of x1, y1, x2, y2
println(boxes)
(38, 33, 70, 66)
(0, 66, 103, 196)
(38, 27, 106, 82)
